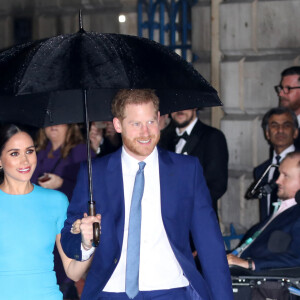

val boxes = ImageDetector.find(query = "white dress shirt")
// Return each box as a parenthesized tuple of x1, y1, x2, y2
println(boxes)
(103, 146, 188, 292)
(175, 117, 197, 154)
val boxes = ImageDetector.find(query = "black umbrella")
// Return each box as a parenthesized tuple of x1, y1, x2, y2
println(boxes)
(0, 24, 222, 246)
(0, 32, 221, 126)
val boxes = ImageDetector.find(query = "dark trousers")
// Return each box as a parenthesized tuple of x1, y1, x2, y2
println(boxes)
(97, 287, 191, 300)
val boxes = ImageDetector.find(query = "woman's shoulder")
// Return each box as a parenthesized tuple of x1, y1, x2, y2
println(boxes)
(33, 184, 68, 204)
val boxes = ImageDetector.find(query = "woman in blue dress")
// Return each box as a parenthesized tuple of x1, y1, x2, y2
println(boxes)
(0, 124, 100, 300)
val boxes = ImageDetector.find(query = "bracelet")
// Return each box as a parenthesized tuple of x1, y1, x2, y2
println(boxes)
(247, 258, 253, 270)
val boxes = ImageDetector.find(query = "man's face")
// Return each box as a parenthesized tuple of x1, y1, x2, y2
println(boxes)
(278, 75, 300, 115)
(276, 156, 300, 200)
(265, 113, 298, 150)
(171, 109, 197, 129)
(113, 102, 160, 161)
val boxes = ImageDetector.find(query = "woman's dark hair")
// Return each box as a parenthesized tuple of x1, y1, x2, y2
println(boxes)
(0, 123, 24, 184)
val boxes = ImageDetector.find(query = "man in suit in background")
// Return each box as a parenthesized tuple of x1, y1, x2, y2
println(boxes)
(159, 109, 228, 215)
(275, 66, 300, 149)
(61, 90, 233, 300)
(250, 107, 298, 221)
(228, 151, 300, 271)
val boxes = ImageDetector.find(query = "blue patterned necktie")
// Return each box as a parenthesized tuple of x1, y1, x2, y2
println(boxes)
(125, 161, 146, 299)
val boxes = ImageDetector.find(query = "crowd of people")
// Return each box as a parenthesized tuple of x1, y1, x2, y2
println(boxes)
(1, 66, 300, 300)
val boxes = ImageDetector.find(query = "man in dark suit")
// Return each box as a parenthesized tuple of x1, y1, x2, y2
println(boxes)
(159, 109, 228, 214)
(250, 107, 298, 221)
(228, 151, 300, 271)
(275, 66, 300, 149)
(61, 90, 233, 300)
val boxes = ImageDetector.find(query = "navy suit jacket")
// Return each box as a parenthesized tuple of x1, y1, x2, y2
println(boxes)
(61, 147, 233, 300)
(240, 204, 300, 271)
(159, 120, 228, 213)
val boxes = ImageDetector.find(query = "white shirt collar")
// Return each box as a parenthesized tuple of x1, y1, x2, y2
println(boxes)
(275, 197, 297, 215)
(272, 144, 295, 163)
(121, 145, 158, 172)
(175, 117, 197, 136)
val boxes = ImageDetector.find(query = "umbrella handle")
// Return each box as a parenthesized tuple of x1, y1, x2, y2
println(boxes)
(89, 201, 100, 247)
(93, 222, 100, 247)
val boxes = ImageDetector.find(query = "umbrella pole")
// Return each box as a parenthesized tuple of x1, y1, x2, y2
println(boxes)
(84, 89, 100, 247)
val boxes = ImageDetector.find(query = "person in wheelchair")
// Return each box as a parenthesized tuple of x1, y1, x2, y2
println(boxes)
(227, 151, 300, 272)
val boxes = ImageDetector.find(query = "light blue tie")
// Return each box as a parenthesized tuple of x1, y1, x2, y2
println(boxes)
(125, 161, 146, 299)
(272, 200, 282, 214)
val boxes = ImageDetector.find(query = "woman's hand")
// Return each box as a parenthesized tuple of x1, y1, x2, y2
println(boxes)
(38, 173, 63, 189)
(71, 219, 82, 234)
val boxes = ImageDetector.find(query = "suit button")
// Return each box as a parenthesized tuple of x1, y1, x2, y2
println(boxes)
(114, 258, 118, 264)
(74, 255, 79, 260)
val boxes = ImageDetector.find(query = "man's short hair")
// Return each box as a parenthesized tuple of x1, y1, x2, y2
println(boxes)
(111, 89, 159, 120)
(261, 107, 299, 132)
(281, 66, 300, 81)
(282, 151, 300, 169)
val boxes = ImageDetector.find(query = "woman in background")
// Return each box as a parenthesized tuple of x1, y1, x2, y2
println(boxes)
(0, 124, 98, 300)
(32, 124, 93, 200)
(31, 123, 95, 299)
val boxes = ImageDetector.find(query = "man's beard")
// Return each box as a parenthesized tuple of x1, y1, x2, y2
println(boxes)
(172, 113, 195, 128)
(122, 132, 160, 158)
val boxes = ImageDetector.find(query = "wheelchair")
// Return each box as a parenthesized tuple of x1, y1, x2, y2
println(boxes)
(230, 265, 300, 300)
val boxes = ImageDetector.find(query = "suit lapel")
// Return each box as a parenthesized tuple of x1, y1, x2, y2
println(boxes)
(158, 148, 177, 222)
(105, 149, 125, 245)
(260, 159, 272, 185)
(181, 120, 202, 155)
(181, 134, 199, 154)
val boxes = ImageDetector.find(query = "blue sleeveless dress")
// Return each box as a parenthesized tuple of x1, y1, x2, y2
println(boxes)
(0, 184, 68, 300)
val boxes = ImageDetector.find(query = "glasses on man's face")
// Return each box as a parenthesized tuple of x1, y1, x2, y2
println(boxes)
(274, 85, 300, 94)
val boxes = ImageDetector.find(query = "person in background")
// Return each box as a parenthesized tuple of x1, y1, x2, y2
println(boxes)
(228, 151, 300, 272)
(248, 107, 298, 221)
(0, 123, 98, 300)
(32, 124, 93, 200)
(61, 89, 233, 300)
(89, 121, 122, 157)
(31, 123, 95, 299)
(275, 66, 300, 149)
(158, 114, 170, 131)
(159, 108, 228, 217)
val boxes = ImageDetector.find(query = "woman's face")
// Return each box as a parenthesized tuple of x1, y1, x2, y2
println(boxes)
(0, 132, 37, 184)
(44, 124, 68, 145)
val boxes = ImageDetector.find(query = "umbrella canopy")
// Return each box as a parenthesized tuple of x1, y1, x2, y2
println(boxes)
(0, 29, 222, 246)
(0, 30, 221, 127)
